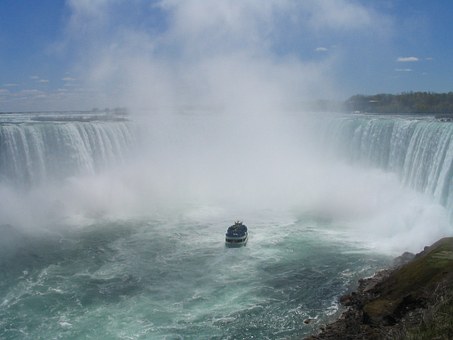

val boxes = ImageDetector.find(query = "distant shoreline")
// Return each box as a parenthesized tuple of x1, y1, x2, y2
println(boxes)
(345, 92, 453, 115)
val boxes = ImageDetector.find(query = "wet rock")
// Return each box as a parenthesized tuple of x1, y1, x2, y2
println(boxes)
(393, 251, 415, 267)
(305, 237, 453, 339)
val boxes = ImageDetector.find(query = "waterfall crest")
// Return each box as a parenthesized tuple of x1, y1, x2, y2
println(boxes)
(322, 115, 453, 215)
(0, 117, 136, 186)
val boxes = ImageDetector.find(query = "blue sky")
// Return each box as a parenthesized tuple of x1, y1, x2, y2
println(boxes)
(1, 0, 453, 111)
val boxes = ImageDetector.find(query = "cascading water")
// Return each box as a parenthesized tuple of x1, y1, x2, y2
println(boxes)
(1, 111, 451, 339)
(0, 113, 136, 187)
(320, 114, 453, 218)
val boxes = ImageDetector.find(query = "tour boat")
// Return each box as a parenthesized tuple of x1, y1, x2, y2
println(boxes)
(225, 221, 248, 247)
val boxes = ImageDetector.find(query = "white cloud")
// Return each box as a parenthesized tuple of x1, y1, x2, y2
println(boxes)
(66, 0, 110, 33)
(21, 89, 45, 95)
(158, 0, 387, 52)
(397, 57, 419, 62)
(29, 76, 49, 84)
(315, 47, 328, 52)
(157, 0, 298, 57)
(395, 68, 412, 72)
(299, 0, 389, 34)
(62, 77, 77, 82)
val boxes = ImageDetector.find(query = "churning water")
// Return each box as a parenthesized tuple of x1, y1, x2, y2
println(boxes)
(0, 111, 451, 339)
(0, 212, 390, 339)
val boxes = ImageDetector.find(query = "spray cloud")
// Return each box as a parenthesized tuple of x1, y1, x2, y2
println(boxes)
(1, 1, 449, 254)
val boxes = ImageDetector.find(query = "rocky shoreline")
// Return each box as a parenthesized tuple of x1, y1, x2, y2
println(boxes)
(305, 238, 453, 339)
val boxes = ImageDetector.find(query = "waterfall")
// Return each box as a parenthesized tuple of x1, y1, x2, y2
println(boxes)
(2, 112, 452, 218)
(0, 116, 136, 187)
(321, 114, 453, 216)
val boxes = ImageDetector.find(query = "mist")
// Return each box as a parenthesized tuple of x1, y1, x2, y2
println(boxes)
(65, 0, 392, 111)
(1, 0, 450, 255)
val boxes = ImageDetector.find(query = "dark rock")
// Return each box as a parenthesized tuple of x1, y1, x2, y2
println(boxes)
(393, 251, 415, 267)
(339, 294, 354, 306)
(305, 237, 453, 339)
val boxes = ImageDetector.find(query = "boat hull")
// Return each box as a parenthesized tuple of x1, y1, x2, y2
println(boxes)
(225, 234, 248, 247)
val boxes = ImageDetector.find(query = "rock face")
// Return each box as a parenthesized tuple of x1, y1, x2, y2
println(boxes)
(305, 237, 453, 339)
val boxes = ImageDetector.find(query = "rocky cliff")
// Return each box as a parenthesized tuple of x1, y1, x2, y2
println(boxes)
(306, 237, 453, 339)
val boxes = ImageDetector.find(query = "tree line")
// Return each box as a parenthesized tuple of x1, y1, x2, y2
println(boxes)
(345, 92, 453, 115)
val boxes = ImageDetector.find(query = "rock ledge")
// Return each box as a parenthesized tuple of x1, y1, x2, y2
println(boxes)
(305, 237, 453, 339)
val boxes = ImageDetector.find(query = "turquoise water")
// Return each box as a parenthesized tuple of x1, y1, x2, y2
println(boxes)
(0, 212, 390, 339)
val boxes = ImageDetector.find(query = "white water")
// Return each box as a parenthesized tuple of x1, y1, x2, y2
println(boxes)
(0, 113, 136, 187)
(320, 114, 453, 219)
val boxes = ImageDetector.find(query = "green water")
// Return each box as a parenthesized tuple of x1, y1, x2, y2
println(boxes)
(0, 211, 390, 339)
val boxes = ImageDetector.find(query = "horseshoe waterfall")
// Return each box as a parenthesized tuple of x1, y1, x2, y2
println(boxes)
(0, 111, 451, 339)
